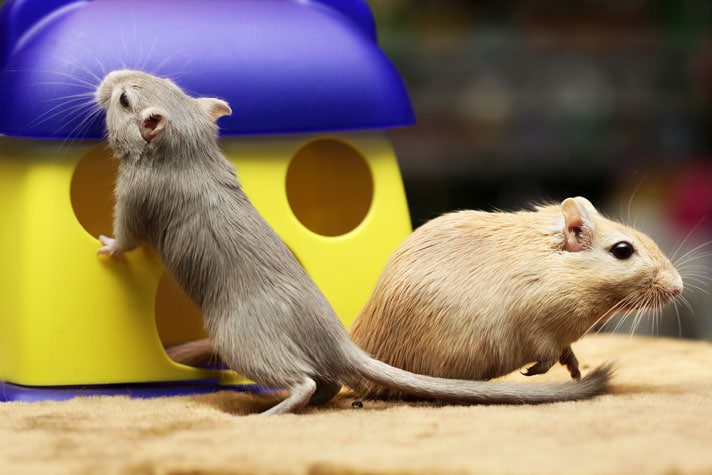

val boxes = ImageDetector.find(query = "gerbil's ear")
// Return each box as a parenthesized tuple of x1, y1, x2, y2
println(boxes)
(561, 197, 596, 252)
(140, 107, 168, 143)
(197, 98, 232, 122)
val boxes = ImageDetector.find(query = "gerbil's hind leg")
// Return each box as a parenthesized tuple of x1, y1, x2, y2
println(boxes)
(522, 347, 582, 379)
(261, 377, 317, 416)
(308, 380, 342, 406)
(559, 346, 581, 380)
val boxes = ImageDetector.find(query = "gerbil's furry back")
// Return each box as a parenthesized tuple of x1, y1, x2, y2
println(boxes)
(97, 70, 615, 414)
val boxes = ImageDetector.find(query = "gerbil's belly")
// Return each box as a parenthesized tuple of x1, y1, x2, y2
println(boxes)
(438, 350, 525, 381)
(376, 335, 526, 382)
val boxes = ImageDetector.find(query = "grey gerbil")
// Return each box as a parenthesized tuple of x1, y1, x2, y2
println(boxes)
(95, 69, 612, 415)
(349, 198, 683, 399)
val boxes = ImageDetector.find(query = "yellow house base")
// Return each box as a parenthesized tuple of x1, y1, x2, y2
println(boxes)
(0, 132, 411, 387)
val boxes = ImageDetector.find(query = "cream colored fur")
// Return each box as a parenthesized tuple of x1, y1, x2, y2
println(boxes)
(351, 199, 682, 399)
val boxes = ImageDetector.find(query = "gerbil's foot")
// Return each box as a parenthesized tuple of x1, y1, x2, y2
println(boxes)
(308, 380, 342, 406)
(559, 346, 581, 380)
(261, 377, 317, 416)
(521, 359, 555, 377)
(97, 235, 123, 257)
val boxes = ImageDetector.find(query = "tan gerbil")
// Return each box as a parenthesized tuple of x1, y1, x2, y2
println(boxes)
(349, 197, 683, 399)
(96, 70, 612, 415)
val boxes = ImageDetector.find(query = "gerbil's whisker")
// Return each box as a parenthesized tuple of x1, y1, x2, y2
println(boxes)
(678, 265, 711, 279)
(616, 171, 642, 226)
(16, 62, 100, 90)
(584, 298, 630, 336)
(684, 282, 710, 295)
(623, 311, 638, 338)
(55, 105, 104, 155)
(655, 297, 665, 336)
(672, 239, 712, 268)
(679, 273, 712, 285)
(59, 39, 111, 82)
(627, 304, 648, 338)
(669, 220, 705, 262)
(613, 310, 634, 336)
(7, 71, 95, 98)
(119, 25, 131, 69)
(677, 261, 712, 271)
(5, 54, 108, 146)
(138, 33, 161, 73)
(600, 296, 638, 335)
(672, 300, 683, 337)
(150, 49, 190, 78)
(647, 307, 658, 337)
(677, 294, 695, 315)
(644, 299, 657, 336)
(61, 102, 103, 143)
(29, 85, 96, 99)
(623, 172, 644, 226)
(21, 96, 91, 132)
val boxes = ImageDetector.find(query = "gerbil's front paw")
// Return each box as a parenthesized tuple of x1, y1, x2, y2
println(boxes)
(559, 347, 581, 380)
(97, 235, 123, 257)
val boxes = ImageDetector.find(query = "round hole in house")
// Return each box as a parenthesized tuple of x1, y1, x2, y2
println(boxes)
(70, 146, 117, 237)
(286, 139, 373, 236)
(155, 272, 210, 365)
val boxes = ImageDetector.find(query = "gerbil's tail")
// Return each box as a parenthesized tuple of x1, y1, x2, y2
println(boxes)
(346, 351, 613, 404)
(165, 338, 219, 368)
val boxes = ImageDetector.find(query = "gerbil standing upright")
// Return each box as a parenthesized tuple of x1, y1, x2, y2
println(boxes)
(349, 198, 684, 399)
(96, 70, 612, 415)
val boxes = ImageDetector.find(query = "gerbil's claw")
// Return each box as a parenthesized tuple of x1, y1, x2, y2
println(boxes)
(97, 235, 123, 257)
(521, 360, 555, 377)
(559, 346, 581, 380)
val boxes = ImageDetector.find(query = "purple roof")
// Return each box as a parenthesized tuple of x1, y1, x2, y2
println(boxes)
(0, 0, 415, 138)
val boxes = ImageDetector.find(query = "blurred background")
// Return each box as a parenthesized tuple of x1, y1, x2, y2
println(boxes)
(368, 0, 712, 340)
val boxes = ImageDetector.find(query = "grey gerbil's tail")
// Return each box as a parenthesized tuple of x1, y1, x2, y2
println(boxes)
(347, 350, 614, 404)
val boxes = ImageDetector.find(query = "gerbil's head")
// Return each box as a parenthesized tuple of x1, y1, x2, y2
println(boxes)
(95, 70, 231, 160)
(554, 196, 683, 313)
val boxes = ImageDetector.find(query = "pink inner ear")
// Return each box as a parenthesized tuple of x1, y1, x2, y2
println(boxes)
(140, 114, 164, 143)
(564, 227, 588, 252)
(144, 116, 160, 130)
(561, 199, 592, 252)
(211, 102, 231, 120)
(563, 206, 584, 231)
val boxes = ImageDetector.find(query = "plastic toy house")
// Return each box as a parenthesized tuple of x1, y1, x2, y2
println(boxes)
(0, 0, 414, 400)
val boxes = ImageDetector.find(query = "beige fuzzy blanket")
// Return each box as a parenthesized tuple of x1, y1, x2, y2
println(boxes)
(1, 334, 712, 475)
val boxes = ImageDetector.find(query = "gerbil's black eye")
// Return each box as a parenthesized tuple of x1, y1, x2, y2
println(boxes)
(119, 92, 130, 108)
(610, 241, 635, 260)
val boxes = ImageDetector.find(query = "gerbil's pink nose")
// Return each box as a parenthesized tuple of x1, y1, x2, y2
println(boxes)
(670, 280, 683, 298)
(669, 274, 684, 298)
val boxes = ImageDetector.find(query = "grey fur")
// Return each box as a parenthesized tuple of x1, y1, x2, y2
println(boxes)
(96, 70, 611, 415)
